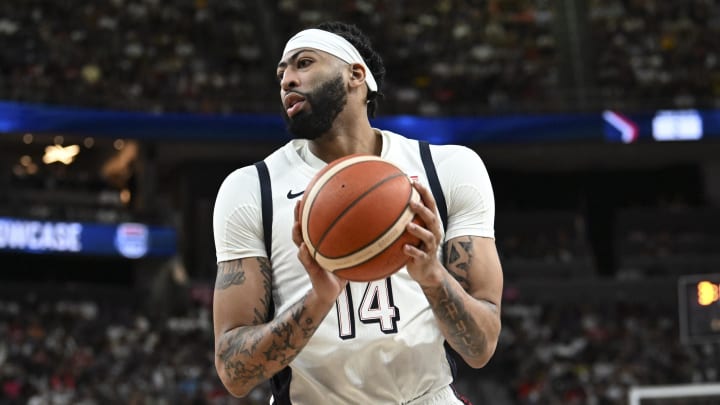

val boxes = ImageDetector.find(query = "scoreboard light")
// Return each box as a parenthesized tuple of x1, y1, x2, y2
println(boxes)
(680, 275, 720, 344)
(604, 108, 713, 143)
(652, 109, 703, 141)
(698, 281, 720, 306)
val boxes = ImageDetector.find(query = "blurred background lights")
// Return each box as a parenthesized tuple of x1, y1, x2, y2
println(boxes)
(43, 144, 80, 165)
(698, 281, 720, 306)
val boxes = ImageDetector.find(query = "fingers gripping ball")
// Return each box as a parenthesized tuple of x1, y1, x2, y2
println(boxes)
(299, 155, 423, 282)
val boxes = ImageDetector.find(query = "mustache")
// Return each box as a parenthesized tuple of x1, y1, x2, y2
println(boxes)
(286, 90, 309, 98)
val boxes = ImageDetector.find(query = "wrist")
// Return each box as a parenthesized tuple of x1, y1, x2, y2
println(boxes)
(417, 266, 446, 291)
(306, 287, 339, 310)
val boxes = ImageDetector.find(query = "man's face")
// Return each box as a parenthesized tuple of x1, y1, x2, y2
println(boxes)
(281, 74, 347, 140)
(278, 49, 348, 140)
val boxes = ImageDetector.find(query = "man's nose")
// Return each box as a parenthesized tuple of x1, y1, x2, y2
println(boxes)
(280, 69, 299, 91)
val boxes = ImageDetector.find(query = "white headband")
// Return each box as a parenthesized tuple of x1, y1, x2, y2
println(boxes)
(282, 28, 378, 93)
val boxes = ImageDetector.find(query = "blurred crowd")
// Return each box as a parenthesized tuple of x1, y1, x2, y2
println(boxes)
(488, 300, 719, 405)
(1, 0, 718, 115)
(0, 0, 267, 115)
(590, 0, 720, 111)
(613, 206, 720, 278)
(496, 211, 589, 264)
(273, 0, 557, 115)
(495, 210, 597, 280)
(0, 294, 254, 405)
(1, 288, 717, 404)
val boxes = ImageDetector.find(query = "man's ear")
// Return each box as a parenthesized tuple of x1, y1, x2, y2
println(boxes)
(348, 63, 367, 89)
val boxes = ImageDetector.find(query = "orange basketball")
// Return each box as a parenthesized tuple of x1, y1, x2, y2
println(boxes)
(299, 154, 422, 282)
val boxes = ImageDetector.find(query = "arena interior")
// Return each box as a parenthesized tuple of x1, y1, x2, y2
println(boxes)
(1, 1, 720, 404)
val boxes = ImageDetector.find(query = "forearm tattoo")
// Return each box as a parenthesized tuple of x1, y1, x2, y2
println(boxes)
(291, 299, 321, 339)
(426, 277, 486, 358)
(217, 295, 321, 386)
(423, 236, 487, 358)
(215, 258, 322, 387)
(218, 323, 269, 383)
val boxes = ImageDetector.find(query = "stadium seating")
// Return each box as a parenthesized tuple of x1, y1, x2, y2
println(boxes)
(4, 1, 717, 115)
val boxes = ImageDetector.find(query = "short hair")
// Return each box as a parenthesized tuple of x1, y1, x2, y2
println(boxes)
(314, 21, 385, 118)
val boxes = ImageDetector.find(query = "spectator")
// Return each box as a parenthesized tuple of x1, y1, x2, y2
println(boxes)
(0, 287, 714, 404)
(0, 1, 559, 115)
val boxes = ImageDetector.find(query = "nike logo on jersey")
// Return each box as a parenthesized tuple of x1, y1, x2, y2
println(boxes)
(287, 190, 305, 199)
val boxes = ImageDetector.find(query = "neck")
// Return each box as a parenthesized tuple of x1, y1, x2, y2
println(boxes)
(307, 116, 381, 162)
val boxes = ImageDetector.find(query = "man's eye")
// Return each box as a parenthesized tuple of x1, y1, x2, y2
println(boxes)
(298, 59, 312, 68)
(276, 71, 284, 82)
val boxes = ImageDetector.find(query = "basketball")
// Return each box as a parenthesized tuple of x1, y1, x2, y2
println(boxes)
(299, 154, 422, 282)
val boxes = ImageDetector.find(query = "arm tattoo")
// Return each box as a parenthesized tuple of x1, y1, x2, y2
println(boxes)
(432, 236, 499, 358)
(426, 278, 486, 358)
(217, 292, 323, 387)
(218, 326, 268, 382)
(291, 296, 320, 339)
(215, 257, 277, 385)
(215, 260, 246, 290)
(258, 258, 273, 320)
(215, 258, 273, 323)
(444, 236, 473, 291)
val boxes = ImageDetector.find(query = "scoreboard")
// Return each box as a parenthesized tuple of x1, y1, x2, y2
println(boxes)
(679, 274, 720, 344)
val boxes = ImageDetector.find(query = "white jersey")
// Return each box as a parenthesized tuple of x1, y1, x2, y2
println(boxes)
(213, 130, 495, 404)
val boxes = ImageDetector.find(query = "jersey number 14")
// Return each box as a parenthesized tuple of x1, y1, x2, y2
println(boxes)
(335, 278, 400, 339)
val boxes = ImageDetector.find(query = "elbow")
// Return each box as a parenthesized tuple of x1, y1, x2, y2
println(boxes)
(463, 329, 501, 369)
(215, 358, 253, 398)
(463, 342, 499, 369)
(464, 346, 497, 369)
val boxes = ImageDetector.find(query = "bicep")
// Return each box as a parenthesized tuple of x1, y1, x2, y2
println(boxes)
(213, 257, 273, 339)
(437, 147, 500, 305)
(444, 236, 503, 309)
(439, 146, 496, 240)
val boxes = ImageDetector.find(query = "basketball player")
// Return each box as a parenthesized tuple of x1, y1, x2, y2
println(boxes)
(212, 21, 503, 404)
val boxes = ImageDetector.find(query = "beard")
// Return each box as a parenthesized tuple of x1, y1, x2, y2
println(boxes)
(282, 74, 348, 140)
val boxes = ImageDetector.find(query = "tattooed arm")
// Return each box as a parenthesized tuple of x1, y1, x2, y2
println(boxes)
(424, 235, 503, 368)
(212, 256, 338, 397)
(405, 181, 503, 369)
